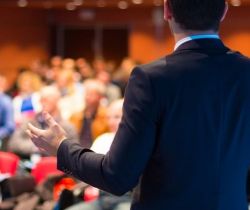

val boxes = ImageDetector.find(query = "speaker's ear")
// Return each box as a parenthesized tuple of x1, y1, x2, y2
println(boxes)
(220, 2, 228, 22)
(164, 0, 173, 21)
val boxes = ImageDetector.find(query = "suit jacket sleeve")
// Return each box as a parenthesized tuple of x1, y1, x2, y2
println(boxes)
(57, 67, 158, 195)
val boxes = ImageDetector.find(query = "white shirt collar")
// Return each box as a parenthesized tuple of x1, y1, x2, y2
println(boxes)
(174, 34, 220, 51)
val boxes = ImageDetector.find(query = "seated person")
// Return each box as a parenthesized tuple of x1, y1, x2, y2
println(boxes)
(70, 79, 109, 149)
(66, 99, 131, 210)
(8, 86, 78, 159)
(0, 74, 15, 150)
(12, 71, 42, 126)
(55, 68, 85, 120)
(96, 71, 122, 105)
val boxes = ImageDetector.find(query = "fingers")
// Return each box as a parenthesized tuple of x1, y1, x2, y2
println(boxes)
(26, 129, 42, 149)
(27, 123, 43, 136)
(42, 111, 67, 138)
(26, 129, 38, 139)
(42, 111, 57, 128)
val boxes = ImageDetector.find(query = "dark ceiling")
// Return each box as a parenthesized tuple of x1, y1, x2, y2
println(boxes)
(0, 0, 248, 10)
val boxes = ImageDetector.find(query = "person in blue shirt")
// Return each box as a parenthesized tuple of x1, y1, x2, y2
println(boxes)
(0, 74, 15, 150)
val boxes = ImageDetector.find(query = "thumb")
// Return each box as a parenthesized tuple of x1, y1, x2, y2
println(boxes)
(42, 111, 57, 128)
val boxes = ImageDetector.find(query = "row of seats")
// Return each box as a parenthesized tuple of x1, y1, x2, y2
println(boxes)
(0, 151, 98, 204)
(0, 151, 61, 184)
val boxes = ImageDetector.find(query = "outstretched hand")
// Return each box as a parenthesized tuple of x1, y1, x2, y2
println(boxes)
(26, 112, 67, 156)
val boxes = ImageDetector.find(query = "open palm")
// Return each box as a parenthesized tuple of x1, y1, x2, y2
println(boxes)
(27, 112, 67, 156)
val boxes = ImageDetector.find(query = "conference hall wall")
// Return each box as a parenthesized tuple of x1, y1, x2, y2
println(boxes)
(0, 6, 249, 85)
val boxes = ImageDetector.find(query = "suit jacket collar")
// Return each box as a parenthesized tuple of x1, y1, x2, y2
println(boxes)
(173, 38, 229, 54)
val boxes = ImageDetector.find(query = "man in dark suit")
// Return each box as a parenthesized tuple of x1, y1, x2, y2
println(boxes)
(27, 0, 250, 209)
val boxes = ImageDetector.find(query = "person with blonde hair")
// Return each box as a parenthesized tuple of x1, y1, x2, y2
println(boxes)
(91, 99, 124, 153)
(13, 71, 43, 126)
(62, 58, 76, 71)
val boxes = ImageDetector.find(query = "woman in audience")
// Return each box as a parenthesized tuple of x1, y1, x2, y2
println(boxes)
(13, 71, 43, 126)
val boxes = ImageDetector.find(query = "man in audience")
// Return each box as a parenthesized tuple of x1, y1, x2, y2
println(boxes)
(113, 58, 136, 96)
(96, 71, 122, 105)
(76, 58, 94, 82)
(55, 69, 85, 120)
(45, 55, 63, 85)
(0, 74, 14, 150)
(93, 58, 107, 74)
(70, 79, 109, 148)
(8, 86, 78, 159)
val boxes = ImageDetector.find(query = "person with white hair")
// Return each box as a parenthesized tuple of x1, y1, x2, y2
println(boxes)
(8, 86, 78, 159)
(69, 79, 109, 149)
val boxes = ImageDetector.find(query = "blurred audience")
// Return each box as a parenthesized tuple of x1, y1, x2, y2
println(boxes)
(70, 79, 109, 148)
(76, 58, 94, 81)
(8, 86, 78, 159)
(93, 58, 108, 75)
(96, 71, 121, 105)
(0, 74, 15, 150)
(6, 67, 28, 97)
(66, 99, 131, 210)
(91, 99, 123, 153)
(54, 68, 85, 120)
(13, 71, 43, 126)
(51, 56, 63, 69)
(62, 58, 76, 72)
(113, 58, 136, 95)
(0, 55, 135, 208)
(1, 56, 134, 160)
(44, 55, 63, 85)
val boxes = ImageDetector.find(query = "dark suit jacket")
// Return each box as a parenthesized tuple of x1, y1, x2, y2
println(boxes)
(57, 39, 250, 210)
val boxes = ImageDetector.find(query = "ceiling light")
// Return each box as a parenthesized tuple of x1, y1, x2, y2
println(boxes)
(132, 0, 143, 4)
(17, 0, 28, 7)
(118, 1, 129, 9)
(73, 0, 83, 6)
(66, 2, 76, 11)
(230, 0, 241, 6)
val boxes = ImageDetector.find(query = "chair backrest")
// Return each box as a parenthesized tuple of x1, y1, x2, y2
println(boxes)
(31, 157, 63, 184)
(0, 151, 20, 175)
(84, 186, 99, 202)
